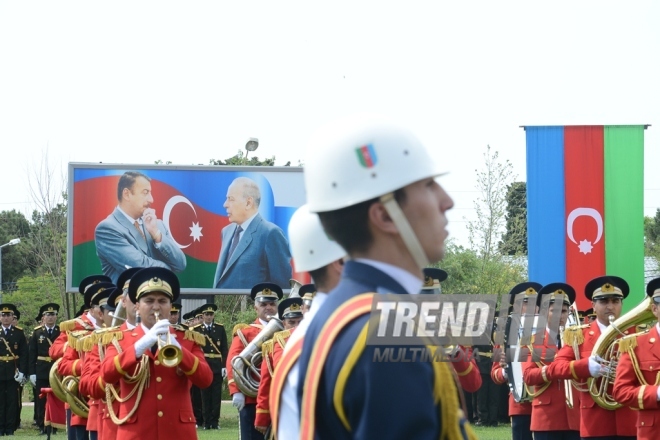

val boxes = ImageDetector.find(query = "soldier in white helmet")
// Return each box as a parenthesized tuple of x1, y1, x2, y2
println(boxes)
(269, 204, 346, 438)
(295, 115, 475, 439)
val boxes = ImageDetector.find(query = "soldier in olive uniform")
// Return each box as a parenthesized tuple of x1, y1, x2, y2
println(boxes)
(194, 303, 228, 430)
(0, 304, 28, 436)
(28, 303, 61, 435)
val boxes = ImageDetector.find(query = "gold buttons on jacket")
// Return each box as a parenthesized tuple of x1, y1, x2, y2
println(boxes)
(156, 377, 162, 382)
(155, 361, 161, 366)
(157, 394, 162, 400)
(158, 411, 163, 417)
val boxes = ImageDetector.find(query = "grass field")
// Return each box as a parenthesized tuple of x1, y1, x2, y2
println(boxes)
(14, 403, 513, 439)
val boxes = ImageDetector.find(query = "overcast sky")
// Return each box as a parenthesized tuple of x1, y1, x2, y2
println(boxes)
(1, 1, 658, 248)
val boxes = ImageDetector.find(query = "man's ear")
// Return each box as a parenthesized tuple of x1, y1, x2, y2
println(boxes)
(367, 201, 397, 234)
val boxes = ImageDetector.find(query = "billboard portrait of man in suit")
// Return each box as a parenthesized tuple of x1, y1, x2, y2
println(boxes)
(213, 176, 292, 290)
(95, 171, 187, 284)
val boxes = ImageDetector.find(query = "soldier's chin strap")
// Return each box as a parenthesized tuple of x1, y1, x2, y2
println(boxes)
(380, 192, 429, 270)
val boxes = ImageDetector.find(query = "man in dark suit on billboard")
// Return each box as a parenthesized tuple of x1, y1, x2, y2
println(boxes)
(213, 177, 292, 290)
(95, 171, 187, 284)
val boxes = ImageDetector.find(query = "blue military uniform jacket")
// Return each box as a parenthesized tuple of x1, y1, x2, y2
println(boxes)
(296, 261, 469, 439)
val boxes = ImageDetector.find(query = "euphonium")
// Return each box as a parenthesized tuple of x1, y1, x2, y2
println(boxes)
(231, 316, 284, 397)
(48, 359, 68, 404)
(154, 312, 183, 367)
(588, 296, 655, 410)
(61, 375, 90, 418)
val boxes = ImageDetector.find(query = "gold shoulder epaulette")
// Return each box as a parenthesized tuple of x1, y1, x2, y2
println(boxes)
(183, 328, 206, 346)
(233, 323, 249, 336)
(191, 323, 203, 330)
(262, 339, 274, 357)
(273, 329, 291, 350)
(617, 329, 650, 354)
(14, 326, 23, 331)
(215, 322, 224, 327)
(86, 326, 124, 349)
(562, 324, 588, 347)
(59, 319, 77, 333)
(34, 325, 43, 331)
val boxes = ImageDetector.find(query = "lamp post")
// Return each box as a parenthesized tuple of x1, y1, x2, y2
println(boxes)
(245, 137, 259, 163)
(0, 238, 21, 303)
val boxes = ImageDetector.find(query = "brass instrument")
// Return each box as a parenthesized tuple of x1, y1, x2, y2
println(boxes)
(288, 279, 303, 298)
(559, 325, 574, 408)
(588, 296, 655, 410)
(231, 316, 284, 397)
(154, 312, 183, 367)
(110, 296, 127, 327)
(48, 357, 90, 418)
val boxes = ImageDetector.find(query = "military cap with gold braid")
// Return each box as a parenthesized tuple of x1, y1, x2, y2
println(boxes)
(128, 267, 180, 303)
(422, 268, 448, 291)
(103, 287, 123, 311)
(171, 303, 182, 313)
(194, 307, 203, 318)
(38, 303, 60, 319)
(79, 274, 112, 294)
(506, 282, 543, 313)
(182, 310, 194, 321)
(200, 303, 217, 314)
(84, 282, 115, 309)
(299, 284, 316, 305)
(0, 304, 17, 316)
(116, 267, 144, 293)
(646, 277, 660, 301)
(250, 282, 283, 303)
(538, 282, 576, 307)
(278, 297, 303, 319)
(585, 275, 629, 301)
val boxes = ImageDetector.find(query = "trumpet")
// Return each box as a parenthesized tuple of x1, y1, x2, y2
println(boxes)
(154, 312, 183, 367)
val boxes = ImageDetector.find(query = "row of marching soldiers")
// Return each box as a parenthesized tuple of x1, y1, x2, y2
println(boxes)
(492, 275, 660, 440)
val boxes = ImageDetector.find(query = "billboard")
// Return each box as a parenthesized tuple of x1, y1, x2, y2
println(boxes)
(67, 163, 306, 294)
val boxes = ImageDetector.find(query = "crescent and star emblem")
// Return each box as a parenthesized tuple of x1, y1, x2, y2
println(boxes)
(566, 207, 603, 255)
(162, 195, 202, 249)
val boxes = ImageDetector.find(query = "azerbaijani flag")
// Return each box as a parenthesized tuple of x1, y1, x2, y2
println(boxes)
(525, 125, 646, 311)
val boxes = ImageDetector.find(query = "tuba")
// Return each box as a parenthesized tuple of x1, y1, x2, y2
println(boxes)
(231, 316, 284, 397)
(49, 359, 90, 418)
(588, 296, 655, 410)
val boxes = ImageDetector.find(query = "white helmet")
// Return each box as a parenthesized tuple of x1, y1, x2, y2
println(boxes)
(288, 204, 347, 272)
(304, 114, 445, 213)
(303, 114, 446, 269)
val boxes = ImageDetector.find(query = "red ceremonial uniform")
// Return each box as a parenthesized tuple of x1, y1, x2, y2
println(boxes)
(55, 315, 96, 429)
(613, 325, 660, 440)
(255, 330, 292, 428)
(100, 325, 212, 440)
(227, 319, 264, 405)
(544, 320, 635, 437)
(522, 331, 580, 433)
(452, 346, 482, 393)
(490, 346, 532, 417)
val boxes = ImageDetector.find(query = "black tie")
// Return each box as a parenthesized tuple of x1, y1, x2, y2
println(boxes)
(48, 328, 52, 337)
(557, 334, 562, 349)
(226, 226, 243, 261)
(151, 344, 157, 355)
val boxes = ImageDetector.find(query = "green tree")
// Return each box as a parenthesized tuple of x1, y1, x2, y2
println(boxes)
(209, 150, 284, 166)
(0, 210, 33, 290)
(499, 181, 527, 255)
(4, 274, 61, 333)
(645, 209, 660, 260)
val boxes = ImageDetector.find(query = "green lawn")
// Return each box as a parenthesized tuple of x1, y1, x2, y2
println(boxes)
(15, 402, 513, 439)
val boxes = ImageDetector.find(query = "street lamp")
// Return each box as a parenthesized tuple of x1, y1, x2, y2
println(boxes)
(245, 137, 259, 162)
(0, 238, 21, 303)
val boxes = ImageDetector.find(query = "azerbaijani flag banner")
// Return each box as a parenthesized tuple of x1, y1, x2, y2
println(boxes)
(526, 126, 646, 312)
(68, 165, 306, 293)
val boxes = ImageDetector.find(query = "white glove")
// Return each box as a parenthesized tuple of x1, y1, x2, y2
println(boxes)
(135, 319, 171, 357)
(14, 371, 24, 384)
(501, 369, 508, 380)
(232, 392, 245, 411)
(222, 368, 227, 379)
(588, 355, 611, 377)
(29, 374, 37, 387)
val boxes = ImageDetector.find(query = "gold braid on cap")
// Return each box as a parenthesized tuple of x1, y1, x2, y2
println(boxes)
(84, 279, 103, 293)
(136, 277, 173, 300)
(423, 276, 434, 287)
(593, 283, 623, 297)
(90, 287, 109, 304)
(524, 287, 537, 295)
(289, 304, 301, 312)
(653, 288, 660, 298)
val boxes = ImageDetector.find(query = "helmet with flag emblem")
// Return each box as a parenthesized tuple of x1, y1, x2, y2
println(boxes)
(303, 114, 449, 269)
(288, 204, 346, 272)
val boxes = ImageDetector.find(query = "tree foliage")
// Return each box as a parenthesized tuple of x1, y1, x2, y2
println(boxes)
(645, 209, 660, 260)
(209, 149, 286, 166)
(0, 210, 33, 290)
(499, 181, 527, 256)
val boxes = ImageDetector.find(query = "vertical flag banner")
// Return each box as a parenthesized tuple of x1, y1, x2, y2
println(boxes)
(526, 125, 646, 312)
(67, 164, 307, 293)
